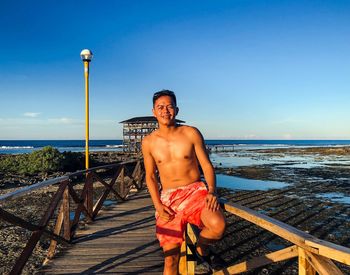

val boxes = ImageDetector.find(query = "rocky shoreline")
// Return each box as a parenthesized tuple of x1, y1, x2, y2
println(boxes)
(0, 148, 349, 274)
(214, 146, 350, 274)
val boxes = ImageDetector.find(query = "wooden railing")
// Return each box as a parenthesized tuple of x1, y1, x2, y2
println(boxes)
(1, 159, 350, 275)
(0, 159, 145, 275)
(180, 199, 350, 275)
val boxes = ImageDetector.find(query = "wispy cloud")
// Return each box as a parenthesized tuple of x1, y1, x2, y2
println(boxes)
(48, 117, 81, 124)
(59, 117, 73, 124)
(23, 112, 41, 118)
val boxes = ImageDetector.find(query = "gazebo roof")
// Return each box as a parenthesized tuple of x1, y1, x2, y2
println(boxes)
(119, 116, 185, 124)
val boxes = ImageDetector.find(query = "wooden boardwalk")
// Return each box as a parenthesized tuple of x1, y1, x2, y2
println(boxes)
(3, 160, 349, 274)
(40, 190, 164, 274)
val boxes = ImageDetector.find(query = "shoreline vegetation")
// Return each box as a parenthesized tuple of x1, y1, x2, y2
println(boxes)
(0, 146, 349, 274)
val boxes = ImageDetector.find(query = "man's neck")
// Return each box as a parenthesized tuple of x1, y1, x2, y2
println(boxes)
(158, 123, 178, 136)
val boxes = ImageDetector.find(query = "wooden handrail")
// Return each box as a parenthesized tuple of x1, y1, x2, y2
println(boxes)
(0, 159, 140, 203)
(0, 159, 145, 275)
(180, 199, 350, 274)
(2, 159, 349, 274)
(68, 159, 139, 177)
(0, 176, 69, 201)
(221, 201, 350, 265)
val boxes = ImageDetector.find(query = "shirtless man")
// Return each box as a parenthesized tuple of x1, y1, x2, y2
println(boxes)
(142, 90, 226, 275)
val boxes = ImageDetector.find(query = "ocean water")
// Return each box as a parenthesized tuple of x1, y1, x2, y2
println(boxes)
(1, 139, 350, 155)
(0, 140, 123, 154)
(1, 139, 349, 203)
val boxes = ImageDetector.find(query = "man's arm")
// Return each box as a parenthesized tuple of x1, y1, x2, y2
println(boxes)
(191, 127, 216, 192)
(142, 136, 175, 221)
(191, 127, 220, 211)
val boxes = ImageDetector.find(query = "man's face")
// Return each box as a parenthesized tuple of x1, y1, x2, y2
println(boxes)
(152, 95, 178, 126)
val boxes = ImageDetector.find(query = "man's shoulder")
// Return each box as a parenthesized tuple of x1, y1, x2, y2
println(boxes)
(179, 125, 201, 135)
(143, 130, 159, 144)
(142, 131, 158, 155)
(178, 125, 204, 144)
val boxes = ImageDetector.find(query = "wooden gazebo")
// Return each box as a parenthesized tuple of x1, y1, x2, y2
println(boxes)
(119, 116, 185, 154)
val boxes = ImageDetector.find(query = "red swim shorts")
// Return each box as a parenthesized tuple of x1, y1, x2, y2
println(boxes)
(155, 181, 208, 247)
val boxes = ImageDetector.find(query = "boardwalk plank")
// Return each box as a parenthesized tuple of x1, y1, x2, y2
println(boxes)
(41, 190, 164, 275)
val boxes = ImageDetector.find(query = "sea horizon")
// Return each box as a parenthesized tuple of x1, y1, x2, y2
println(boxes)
(1, 139, 350, 155)
(1, 138, 350, 141)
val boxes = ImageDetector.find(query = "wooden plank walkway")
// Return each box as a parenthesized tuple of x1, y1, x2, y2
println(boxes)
(40, 190, 164, 274)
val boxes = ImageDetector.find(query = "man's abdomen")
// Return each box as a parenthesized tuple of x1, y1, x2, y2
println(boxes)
(158, 161, 201, 190)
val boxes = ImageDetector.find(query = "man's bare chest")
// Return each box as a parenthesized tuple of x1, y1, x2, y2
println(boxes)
(151, 139, 194, 165)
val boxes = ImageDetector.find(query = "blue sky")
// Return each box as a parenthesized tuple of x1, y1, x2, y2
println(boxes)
(0, 0, 349, 140)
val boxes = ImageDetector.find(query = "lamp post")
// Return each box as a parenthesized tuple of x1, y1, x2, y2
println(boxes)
(80, 49, 93, 169)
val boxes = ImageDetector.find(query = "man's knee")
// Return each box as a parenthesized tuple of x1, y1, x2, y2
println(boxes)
(206, 213, 226, 238)
(212, 217, 226, 237)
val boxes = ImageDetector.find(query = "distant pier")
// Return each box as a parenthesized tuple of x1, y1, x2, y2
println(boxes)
(207, 144, 235, 153)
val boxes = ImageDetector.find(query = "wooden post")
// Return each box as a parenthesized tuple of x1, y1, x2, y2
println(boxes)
(298, 247, 316, 275)
(304, 251, 343, 275)
(120, 166, 125, 198)
(179, 224, 198, 275)
(131, 161, 139, 189)
(179, 238, 188, 275)
(45, 186, 71, 264)
(85, 172, 93, 219)
(62, 186, 71, 240)
(132, 161, 143, 189)
(186, 225, 196, 275)
(44, 204, 64, 264)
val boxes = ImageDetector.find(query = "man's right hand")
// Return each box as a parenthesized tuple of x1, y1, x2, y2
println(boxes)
(157, 204, 175, 222)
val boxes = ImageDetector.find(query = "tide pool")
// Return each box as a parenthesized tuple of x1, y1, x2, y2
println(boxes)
(316, 193, 350, 204)
(216, 174, 289, 191)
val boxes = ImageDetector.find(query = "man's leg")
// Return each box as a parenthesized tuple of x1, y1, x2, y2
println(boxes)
(163, 243, 181, 275)
(197, 208, 226, 256)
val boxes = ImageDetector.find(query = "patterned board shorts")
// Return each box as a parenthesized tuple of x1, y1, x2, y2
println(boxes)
(155, 181, 208, 247)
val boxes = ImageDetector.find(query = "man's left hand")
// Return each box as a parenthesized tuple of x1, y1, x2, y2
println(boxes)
(205, 192, 220, 212)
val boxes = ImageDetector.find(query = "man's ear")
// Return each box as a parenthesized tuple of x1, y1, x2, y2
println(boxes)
(152, 108, 156, 117)
(175, 107, 179, 115)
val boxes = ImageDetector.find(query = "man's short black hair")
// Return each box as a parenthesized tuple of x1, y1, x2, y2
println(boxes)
(153, 90, 177, 106)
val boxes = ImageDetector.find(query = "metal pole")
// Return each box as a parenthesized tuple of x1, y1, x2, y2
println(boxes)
(80, 49, 93, 216)
(84, 60, 90, 169)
